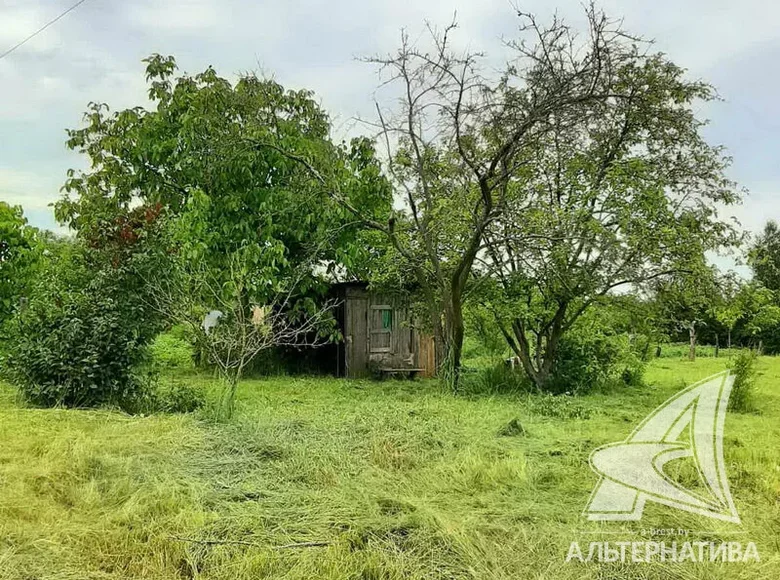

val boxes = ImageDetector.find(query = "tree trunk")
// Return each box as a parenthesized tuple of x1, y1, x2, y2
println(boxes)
(439, 290, 465, 390)
(688, 325, 696, 361)
(655, 344, 662, 358)
(508, 310, 566, 393)
(727, 329, 731, 350)
(715, 333, 719, 358)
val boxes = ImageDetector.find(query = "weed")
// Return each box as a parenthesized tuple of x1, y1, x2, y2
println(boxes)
(729, 349, 758, 413)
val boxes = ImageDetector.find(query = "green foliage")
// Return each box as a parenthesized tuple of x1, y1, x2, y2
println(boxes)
(147, 326, 195, 371)
(362, 8, 693, 387)
(650, 260, 722, 360)
(58, 56, 391, 310)
(480, 50, 740, 388)
(748, 220, 780, 293)
(461, 363, 531, 396)
(546, 328, 645, 395)
(527, 394, 592, 420)
(462, 299, 646, 395)
(53, 56, 390, 410)
(0, 202, 41, 326)
(464, 307, 508, 361)
(729, 349, 757, 413)
(145, 381, 206, 414)
(734, 283, 780, 352)
(3, 242, 163, 409)
(711, 271, 743, 343)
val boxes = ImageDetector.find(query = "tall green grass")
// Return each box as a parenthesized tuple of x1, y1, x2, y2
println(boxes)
(0, 357, 778, 579)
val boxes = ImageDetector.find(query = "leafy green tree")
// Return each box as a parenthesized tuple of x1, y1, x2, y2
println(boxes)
(748, 221, 780, 293)
(734, 282, 780, 352)
(477, 46, 740, 387)
(711, 271, 743, 350)
(57, 56, 390, 309)
(52, 56, 390, 405)
(0, 202, 41, 325)
(652, 264, 720, 361)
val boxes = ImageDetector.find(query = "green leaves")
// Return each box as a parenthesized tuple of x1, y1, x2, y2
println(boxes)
(4, 239, 165, 409)
(59, 56, 392, 308)
(748, 221, 780, 293)
(0, 202, 41, 325)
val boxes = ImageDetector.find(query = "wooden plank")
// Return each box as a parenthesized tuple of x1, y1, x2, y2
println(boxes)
(346, 296, 369, 378)
(417, 333, 436, 378)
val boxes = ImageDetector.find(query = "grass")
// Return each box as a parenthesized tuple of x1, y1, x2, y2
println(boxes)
(0, 358, 778, 579)
(655, 342, 742, 359)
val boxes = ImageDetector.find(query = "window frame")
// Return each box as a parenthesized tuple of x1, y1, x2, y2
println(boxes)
(369, 304, 393, 353)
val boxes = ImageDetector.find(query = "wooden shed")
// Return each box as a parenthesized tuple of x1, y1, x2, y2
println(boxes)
(330, 282, 437, 379)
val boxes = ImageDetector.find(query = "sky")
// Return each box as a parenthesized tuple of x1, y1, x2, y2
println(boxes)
(1, 0, 778, 274)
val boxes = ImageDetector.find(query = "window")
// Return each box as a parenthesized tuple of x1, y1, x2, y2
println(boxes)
(370, 305, 393, 352)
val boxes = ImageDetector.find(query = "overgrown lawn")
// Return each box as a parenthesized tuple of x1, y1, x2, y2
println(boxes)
(0, 357, 778, 579)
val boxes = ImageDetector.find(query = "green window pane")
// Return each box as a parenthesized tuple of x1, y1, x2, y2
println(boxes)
(382, 309, 392, 329)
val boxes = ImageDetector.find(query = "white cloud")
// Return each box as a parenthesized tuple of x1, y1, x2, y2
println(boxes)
(125, 0, 226, 32)
(0, 0, 778, 238)
(0, 167, 60, 210)
(0, 3, 63, 55)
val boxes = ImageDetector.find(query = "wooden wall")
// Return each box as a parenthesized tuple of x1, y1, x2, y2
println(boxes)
(339, 285, 436, 378)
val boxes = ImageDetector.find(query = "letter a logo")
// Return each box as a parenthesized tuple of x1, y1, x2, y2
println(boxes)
(584, 371, 740, 523)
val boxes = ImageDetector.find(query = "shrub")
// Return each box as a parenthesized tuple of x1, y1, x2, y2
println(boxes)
(729, 349, 757, 413)
(546, 330, 645, 394)
(151, 381, 205, 414)
(3, 245, 162, 409)
(147, 326, 196, 371)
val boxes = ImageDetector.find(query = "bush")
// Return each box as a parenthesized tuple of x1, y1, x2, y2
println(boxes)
(729, 349, 757, 413)
(147, 326, 196, 371)
(3, 245, 162, 409)
(160, 382, 205, 413)
(546, 330, 645, 394)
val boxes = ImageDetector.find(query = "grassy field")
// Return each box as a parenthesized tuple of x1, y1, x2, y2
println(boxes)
(0, 357, 778, 579)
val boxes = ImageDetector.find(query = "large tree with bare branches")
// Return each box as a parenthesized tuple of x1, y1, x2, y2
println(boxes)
(360, 5, 670, 386)
(476, 48, 741, 389)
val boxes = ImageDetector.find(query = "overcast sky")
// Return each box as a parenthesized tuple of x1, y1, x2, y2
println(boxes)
(1, 0, 777, 273)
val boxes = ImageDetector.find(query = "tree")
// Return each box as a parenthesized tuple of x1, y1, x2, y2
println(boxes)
(0, 202, 41, 326)
(474, 36, 740, 387)
(349, 6, 653, 388)
(653, 264, 720, 361)
(712, 271, 743, 351)
(54, 56, 391, 401)
(146, 250, 337, 419)
(748, 220, 780, 293)
(734, 282, 780, 352)
(57, 56, 391, 313)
